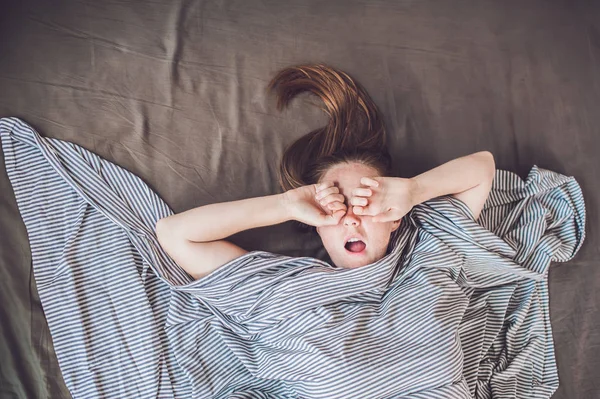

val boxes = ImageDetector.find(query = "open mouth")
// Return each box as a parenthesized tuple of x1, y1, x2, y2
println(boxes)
(344, 238, 367, 254)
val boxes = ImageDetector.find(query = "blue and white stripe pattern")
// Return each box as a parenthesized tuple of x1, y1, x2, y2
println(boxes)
(0, 117, 586, 398)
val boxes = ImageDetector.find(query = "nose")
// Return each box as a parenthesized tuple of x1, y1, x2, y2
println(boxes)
(343, 206, 361, 227)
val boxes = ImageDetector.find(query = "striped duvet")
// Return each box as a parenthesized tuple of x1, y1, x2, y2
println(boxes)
(0, 117, 586, 398)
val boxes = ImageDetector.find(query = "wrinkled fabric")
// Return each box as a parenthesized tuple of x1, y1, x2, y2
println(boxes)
(0, 117, 586, 398)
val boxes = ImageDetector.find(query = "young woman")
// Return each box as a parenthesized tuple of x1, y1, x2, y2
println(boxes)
(155, 64, 495, 280)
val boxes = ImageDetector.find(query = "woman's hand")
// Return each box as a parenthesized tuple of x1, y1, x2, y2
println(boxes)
(282, 181, 347, 227)
(350, 177, 418, 222)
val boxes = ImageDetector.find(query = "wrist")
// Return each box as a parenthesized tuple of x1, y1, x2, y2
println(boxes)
(408, 177, 424, 207)
(278, 192, 296, 222)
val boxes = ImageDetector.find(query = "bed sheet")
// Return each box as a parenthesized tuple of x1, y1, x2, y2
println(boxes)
(1, 1, 599, 398)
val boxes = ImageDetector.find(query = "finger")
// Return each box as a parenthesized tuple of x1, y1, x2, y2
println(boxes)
(353, 204, 378, 216)
(331, 209, 347, 224)
(327, 201, 347, 212)
(319, 193, 344, 207)
(352, 187, 372, 197)
(360, 177, 379, 188)
(315, 181, 335, 193)
(373, 210, 401, 223)
(350, 196, 368, 206)
(315, 186, 339, 200)
(322, 209, 346, 225)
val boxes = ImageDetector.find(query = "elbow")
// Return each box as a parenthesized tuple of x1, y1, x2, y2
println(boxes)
(155, 218, 164, 235)
(485, 151, 496, 178)
(155, 217, 171, 242)
(476, 151, 496, 178)
(156, 217, 189, 249)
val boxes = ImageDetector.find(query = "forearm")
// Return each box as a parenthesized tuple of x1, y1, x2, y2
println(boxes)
(410, 151, 495, 206)
(158, 193, 291, 242)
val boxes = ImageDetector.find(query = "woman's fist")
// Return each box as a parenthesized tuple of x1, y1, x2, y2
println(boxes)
(350, 176, 417, 222)
(282, 181, 347, 227)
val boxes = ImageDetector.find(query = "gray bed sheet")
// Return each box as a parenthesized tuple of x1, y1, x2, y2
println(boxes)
(0, 1, 598, 398)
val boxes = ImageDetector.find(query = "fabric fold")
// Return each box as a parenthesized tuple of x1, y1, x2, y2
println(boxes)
(1, 117, 586, 398)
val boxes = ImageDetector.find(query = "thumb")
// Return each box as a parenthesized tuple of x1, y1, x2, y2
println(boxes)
(321, 209, 346, 226)
(373, 209, 402, 223)
(354, 204, 378, 216)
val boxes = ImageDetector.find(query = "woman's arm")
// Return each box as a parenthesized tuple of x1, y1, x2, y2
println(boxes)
(155, 194, 291, 280)
(410, 151, 495, 205)
(350, 151, 495, 223)
(157, 193, 291, 243)
(410, 151, 495, 219)
(156, 194, 291, 280)
(155, 184, 346, 280)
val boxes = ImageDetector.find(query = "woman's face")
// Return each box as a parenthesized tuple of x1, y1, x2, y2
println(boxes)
(316, 162, 401, 269)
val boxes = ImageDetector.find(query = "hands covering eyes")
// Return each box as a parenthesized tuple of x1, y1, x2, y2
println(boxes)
(283, 176, 417, 227)
(315, 176, 417, 223)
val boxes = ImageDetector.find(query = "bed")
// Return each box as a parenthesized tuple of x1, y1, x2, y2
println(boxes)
(0, 1, 598, 398)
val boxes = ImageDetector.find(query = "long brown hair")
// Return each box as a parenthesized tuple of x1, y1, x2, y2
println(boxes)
(267, 64, 392, 193)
